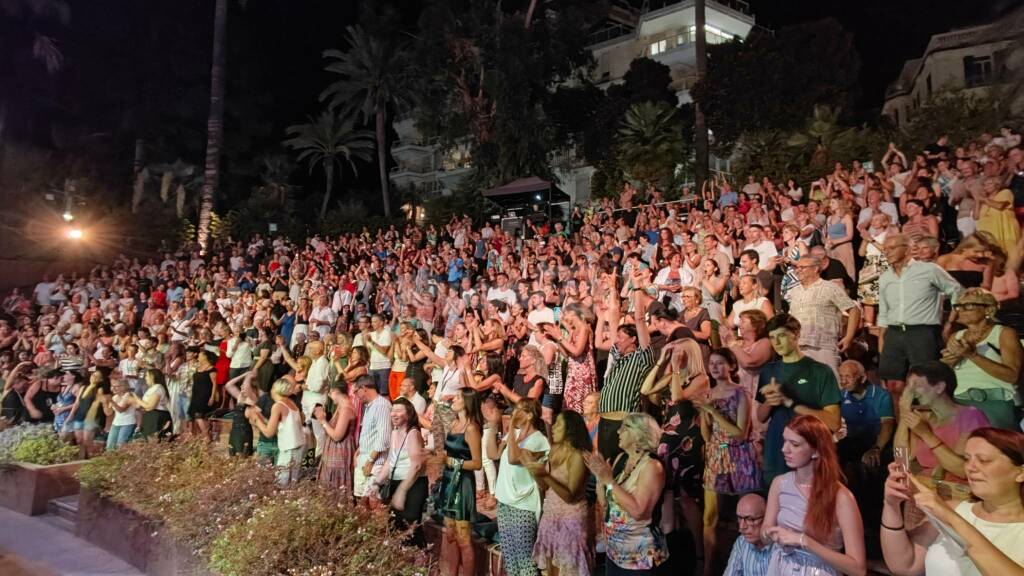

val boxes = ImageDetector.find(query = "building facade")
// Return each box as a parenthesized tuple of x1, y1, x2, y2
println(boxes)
(882, 7, 1024, 128)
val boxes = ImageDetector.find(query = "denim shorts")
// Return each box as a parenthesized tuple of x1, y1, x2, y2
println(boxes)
(541, 393, 562, 410)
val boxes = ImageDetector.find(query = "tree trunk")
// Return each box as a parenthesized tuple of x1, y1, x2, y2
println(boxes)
(160, 171, 173, 203)
(376, 107, 392, 218)
(319, 163, 334, 220)
(524, 0, 538, 29)
(197, 0, 228, 253)
(694, 0, 709, 193)
(175, 184, 186, 218)
(131, 168, 149, 214)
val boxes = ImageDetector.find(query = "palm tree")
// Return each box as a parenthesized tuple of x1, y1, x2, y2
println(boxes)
(196, 0, 227, 254)
(0, 0, 70, 144)
(283, 111, 374, 220)
(616, 101, 685, 193)
(321, 25, 412, 218)
(693, 0, 709, 192)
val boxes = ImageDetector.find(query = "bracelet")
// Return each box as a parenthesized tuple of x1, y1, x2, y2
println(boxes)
(799, 533, 806, 548)
(880, 520, 905, 531)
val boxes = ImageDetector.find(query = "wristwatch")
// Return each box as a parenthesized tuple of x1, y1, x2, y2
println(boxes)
(783, 397, 795, 409)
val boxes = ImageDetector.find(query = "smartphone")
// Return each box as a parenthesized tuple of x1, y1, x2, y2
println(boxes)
(552, 306, 561, 323)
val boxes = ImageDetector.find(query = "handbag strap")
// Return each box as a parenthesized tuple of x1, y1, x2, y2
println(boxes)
(388, 430, 412, 484)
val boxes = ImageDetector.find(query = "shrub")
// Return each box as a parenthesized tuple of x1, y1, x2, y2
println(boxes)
(0, 424, 78, 465)
(77, 440, 432, 575)
(208, 485, 432, 576)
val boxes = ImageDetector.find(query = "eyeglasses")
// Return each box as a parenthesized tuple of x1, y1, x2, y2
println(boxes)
(737, 515, 764, 525)
(953, 303, 988, 311)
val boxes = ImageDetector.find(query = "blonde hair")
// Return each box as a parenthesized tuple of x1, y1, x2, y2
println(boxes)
(295, 356, 313, 374)
(521, 345, 547, 376)
(621, 413, 662, 453)
(676, 338, 705, 376)
(272, 378, 292, 397)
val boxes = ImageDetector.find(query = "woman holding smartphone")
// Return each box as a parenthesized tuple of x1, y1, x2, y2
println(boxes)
(881, 427, 1024, 575)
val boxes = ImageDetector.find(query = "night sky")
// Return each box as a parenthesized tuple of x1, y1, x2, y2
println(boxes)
(4, 0, 1021, 201)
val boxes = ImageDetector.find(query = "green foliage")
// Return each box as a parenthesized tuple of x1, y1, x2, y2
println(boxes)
(11, 433, 78, 465)
(321, 25, 414, 123)
(411, 0, 605, 189)
(898, 92, 1017, 155)
(208, 486, 431, 576)
(732, 107, 889, 186)
(616, 101, 685, 193)
(693, 19, 861, 156)
(0, 424, 77, 465)
(319, 198, 406, 235)
(283, 111, 375, 220)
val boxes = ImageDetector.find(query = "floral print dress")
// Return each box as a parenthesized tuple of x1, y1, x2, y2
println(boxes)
(703, 387, 760, 495)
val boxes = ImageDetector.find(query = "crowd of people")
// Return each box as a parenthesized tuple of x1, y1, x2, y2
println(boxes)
(2, 126, 1024, 576)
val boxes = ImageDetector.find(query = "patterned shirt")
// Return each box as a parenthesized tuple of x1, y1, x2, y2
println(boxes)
(785, 278, 857, 351)
(599, 345, 654, 414)
(723, 537, 771, 575)
(878, 259, 962, 327)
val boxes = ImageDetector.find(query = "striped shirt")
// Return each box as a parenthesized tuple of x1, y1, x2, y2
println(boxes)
(358, 395, 392, 457)
(599, 345, 654, 414)
(723, 537, 771, 575)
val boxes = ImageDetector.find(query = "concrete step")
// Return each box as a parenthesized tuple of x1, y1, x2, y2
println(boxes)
(37, 512, 75, 534)
(47, 494, 79, 524)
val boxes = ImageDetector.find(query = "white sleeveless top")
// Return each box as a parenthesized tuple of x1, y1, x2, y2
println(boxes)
(924, 500, 1024, 576)
(952, 325, 1020, 403)
(276, 402, 304, 451)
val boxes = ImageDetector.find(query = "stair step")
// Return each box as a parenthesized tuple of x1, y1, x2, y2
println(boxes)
(48, 495, 80, 524)
(38, 512, 76, 534)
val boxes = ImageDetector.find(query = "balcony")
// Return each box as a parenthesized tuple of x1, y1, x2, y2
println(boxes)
(644, 0, 751, 16)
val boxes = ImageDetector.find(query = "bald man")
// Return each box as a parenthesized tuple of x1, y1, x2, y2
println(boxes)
(723, 494, 772, 575)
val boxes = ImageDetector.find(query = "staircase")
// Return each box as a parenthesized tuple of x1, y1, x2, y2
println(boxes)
(39, 494, 79, 534)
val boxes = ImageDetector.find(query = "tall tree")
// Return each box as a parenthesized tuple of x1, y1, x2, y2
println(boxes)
(693, 0, 709, 193)
(412, 0, 604, 192)
(616, 101, 685, 193)
(691, 18, 861, 157)
(283, 111, 374, 220)
(321, 25, 412, 218)
(196, 0, 227, 253)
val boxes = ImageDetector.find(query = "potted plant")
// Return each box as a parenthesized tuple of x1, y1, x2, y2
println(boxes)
(0, 424, 84, 515)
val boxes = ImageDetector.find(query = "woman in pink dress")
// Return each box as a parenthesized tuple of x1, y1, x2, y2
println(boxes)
(526, 411, 593, 576)
(543, 304, 595, 413)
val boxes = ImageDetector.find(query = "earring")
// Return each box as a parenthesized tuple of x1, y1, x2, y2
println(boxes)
(811, 454, 819, 460)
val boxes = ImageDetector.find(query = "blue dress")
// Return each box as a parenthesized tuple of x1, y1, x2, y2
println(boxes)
(53, 387, 76, 433)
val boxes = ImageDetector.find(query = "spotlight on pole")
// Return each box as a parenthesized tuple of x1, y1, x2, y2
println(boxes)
(62, 211, 74, 222)
(67, 228, 83, 240)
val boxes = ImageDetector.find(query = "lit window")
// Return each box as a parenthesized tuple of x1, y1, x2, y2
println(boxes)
(650, 39, 667, 55)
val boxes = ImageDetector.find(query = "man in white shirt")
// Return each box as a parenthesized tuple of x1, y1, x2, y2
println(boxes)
(354, 314, 393, 397)
(303, 341, 330, 456)
(485, 272, 517, 308)
(742, 224, 779, 272)
(33, 276, 54, 307)
(310, 295, 337, 340)
(526, 291, 554, 346)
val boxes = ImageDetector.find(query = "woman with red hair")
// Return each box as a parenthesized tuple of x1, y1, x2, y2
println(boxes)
(762, 415, 867, 575)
